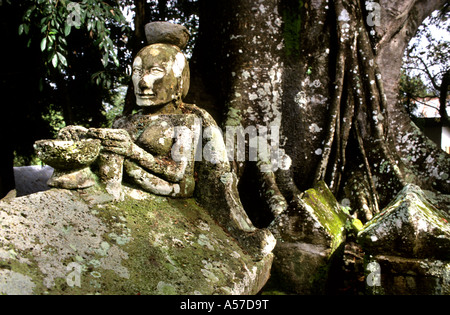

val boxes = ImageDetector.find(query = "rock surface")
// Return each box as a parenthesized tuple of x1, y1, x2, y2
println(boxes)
(0, 187, 273, 295)
(357, 184, 450, 295)
(364, 255, 450, 295)
(269, 181, 347, 294)
(358, 184, 450, 260)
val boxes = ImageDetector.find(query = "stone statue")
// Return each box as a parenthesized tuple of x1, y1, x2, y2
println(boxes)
(36, 22, 199, 200)
(34, 22, 275, 259)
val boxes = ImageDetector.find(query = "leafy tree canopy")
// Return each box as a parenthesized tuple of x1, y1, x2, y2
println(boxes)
(401, 6, 450, 122)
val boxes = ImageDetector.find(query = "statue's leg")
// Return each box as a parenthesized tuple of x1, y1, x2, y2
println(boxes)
(97, 152, 125, 201)
(123, 160, 193, 198)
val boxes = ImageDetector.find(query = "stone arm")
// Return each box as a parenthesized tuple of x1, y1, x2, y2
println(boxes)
(87, 127, 193, 184)
(127, 142, 189, 183)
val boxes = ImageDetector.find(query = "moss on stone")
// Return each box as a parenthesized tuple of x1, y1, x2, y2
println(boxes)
(269, 181, 347, 294)
(0, 187, 272, 295)
(301, 181, 347, 253)
(358, 184, 450, 260)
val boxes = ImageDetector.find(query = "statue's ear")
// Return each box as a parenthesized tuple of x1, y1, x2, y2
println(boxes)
(181, 63, 190, 99)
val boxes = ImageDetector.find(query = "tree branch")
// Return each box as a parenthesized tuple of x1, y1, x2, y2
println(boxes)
(409, 55, 441, 91)
(411, 96, 440, 111)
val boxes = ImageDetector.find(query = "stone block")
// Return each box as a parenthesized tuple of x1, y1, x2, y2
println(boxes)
(364, 255, 450, 295)
(269, 181, 347, 294)
(0, 188, 273, 295)
(358, 184, 450, 260)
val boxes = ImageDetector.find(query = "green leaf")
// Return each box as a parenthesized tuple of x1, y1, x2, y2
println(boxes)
(52, 54, 58, 68)
(112, 54, 119, 67)
(18, 24, 24, 35)
(102, 53, 109, 68)
(64, 24, 71, 37)
(58, 36, 67, 46)
(24, 5, 36, 19)
(40, 37, 47, 52)
(48, 35, 55, 45)
(57, 52, 67, 67)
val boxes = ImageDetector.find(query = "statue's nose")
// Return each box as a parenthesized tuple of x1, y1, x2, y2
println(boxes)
(139, 74, 153, 90)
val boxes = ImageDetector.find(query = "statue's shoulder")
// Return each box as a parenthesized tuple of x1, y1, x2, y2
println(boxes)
(181, 103, 217, 127)
(112, 111, 145, 129)
(112, 114, 129, 129)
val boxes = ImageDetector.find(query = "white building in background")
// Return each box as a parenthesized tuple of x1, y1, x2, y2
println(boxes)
(412, 97, 450, 154)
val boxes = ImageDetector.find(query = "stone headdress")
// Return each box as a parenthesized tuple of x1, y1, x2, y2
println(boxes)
(145, 21, 190, 50)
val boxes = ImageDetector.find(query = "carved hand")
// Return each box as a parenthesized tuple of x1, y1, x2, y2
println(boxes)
(58, 125, 89, 141)
(87, 128, 135, 158)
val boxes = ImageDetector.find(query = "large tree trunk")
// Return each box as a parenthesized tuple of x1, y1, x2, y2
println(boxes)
(188, 0, 449, 224)
(375, 0, 450, 196)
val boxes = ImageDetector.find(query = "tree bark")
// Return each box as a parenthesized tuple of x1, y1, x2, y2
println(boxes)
(375, 0, 450, 195)
(188, 0, 449, 224)
(439, 70, 450, 126)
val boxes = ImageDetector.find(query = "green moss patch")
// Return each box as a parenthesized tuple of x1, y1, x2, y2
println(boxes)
(0, 187, 271, 295)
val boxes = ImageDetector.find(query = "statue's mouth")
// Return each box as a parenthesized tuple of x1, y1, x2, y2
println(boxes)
(138, 93, 155, 99)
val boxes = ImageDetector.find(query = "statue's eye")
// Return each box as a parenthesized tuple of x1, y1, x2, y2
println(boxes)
(133, 67, 143, 75)
(150, 67, 165, 75)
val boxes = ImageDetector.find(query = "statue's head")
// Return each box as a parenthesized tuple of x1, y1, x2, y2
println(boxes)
(132, 43, 190, 107)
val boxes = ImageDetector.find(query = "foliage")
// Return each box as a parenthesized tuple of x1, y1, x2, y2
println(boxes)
(17, 0, 133, 127)
(0, 0, 132, 169)
(401, 8, 450, 119)
(399, 70, 432, 117)
(19, 0, 128, 77)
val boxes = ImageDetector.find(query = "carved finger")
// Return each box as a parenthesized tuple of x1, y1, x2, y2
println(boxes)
(87, 128, 107, 139)
(101, 140, 132, 156)
(69, 129, 81, 141)
(88, 128, 130, 141)
(102, 139, 125, 147)
(102, 146, 124, 155)
(58, 126, 89, 141)
(58, 126, 81, 141)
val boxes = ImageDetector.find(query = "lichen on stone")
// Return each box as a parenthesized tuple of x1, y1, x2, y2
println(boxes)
(358, 184, 450, 260)
(0, 186, 272, 295)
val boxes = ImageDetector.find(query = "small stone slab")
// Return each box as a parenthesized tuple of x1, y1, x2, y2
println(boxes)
(358, 184, 450, 260)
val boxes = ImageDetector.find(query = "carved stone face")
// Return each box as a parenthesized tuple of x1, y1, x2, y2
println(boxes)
(132, 44, 189, 107)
